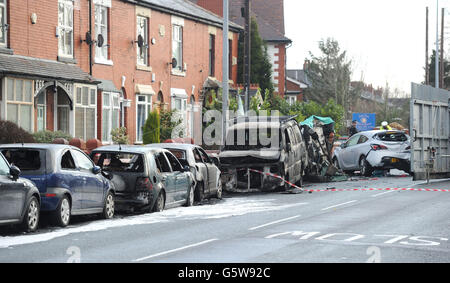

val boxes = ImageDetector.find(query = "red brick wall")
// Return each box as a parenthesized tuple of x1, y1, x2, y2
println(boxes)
(196, 0, 223, 17)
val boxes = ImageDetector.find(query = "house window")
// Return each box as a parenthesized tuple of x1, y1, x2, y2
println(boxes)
(5, 78, 34, 132)
(136, 94, 152, 143)
(286, 95, 297, 106)
(209, 34, 215, 77)
(0, 0, 7, 47)
(75, 86, 96, 141)
(102, 92, 120, 142)
(172, 25, 183, 71)
(137, 16, 148, 66)
(58, 0, 74, 57)
(95, 4, 109, 62)
(36, 92, 46, 132)
(172, 96, 187, 136)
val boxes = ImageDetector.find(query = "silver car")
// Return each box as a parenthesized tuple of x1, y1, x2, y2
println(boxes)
(332, 130, 411, 176)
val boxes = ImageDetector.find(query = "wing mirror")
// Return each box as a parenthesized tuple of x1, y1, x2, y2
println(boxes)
(340, 143, 346, 149)
(10, 165, 21, 181)
(92, 165, 102, 175)
(211, 156, 220, 167)
(183, 165, 190, 172)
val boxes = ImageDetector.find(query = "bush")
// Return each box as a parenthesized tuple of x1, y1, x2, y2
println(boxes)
(160, 109, 182, 142)
(33, 130, 73, 144)
(143, 110, 160, 144)
(111, 127, 129, 145)
(0, 120, 35, 144)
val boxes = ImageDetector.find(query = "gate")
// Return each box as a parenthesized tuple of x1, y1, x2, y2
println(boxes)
(410, 83, 450, 181)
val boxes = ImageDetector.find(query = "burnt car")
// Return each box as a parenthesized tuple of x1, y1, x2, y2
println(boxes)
(147, 143, 222, 201)
(0, 144, 115, 227)
(91, 145, 195, 213)
(0, 152, 41, 232)
(219, 116, 308, 192)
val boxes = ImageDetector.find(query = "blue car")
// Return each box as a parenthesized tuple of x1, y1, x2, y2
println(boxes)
(0, 144, 115, 227)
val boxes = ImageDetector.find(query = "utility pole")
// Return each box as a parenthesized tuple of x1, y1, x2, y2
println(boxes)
(243, 0, 251, 113)
(222, 0, 229, 146)
(426, 7, 429, 85)
(436, 0, 440, 88)
(440, 7, 445, 88)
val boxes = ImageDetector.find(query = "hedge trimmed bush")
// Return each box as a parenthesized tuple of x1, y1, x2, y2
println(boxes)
(0, 120, 35, 144)
(33, 130, 73, 144)
(143, 110, 160, 144)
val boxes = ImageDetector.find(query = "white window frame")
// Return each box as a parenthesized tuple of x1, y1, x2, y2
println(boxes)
(102, 92, 120, 143)
(135, 94, 152, 143)
(74, 85, 97, 141)
(58, 0, 74, 58)
(95, 3, 112, 64)
(5, 78, 34, 132)
(0, 0, 8, 47)
(172, 24, 183, 73)
(136, 16, 149, 67)
(286, 95, 297, 106)
(171, 96, 187, 136)
(36, 92, 47, 132)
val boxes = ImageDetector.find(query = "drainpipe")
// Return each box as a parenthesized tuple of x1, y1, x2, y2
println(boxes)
(88, 0, 93, 75)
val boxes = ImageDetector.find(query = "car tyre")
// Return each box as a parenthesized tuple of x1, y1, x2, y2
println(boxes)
(53, 195, 71, 227)
(185, 185, 195, 207)
(21, 196, 40, 232)
(194, 182, 205, 202)
(153, 191, 165, 212)
(359, 156, 373, 177)
(216, 179, 223, 199)
(102, 191, 115, 219)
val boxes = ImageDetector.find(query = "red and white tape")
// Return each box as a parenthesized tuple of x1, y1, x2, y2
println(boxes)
(245, 168, 450, 193)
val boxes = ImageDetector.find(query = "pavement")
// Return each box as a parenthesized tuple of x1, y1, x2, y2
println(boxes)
(0, 175, 449, 263)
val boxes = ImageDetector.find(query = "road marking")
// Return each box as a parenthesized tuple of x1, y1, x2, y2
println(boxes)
(249, 215, 302, 231)
(133, 238, 218, 262)
(321, 200, 358, 211)
(371, 190, 397, 197)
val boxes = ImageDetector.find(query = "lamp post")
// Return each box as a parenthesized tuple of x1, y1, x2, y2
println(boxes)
(436, 0, 440, 88)
(222, 0, 229, 146)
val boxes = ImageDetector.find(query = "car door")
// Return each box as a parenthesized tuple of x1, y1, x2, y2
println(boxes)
(283, 127, 296, 179)
(0, 154, 25, 222)
(340, 134, 361, 169)
(287, 126, 301, 179)
(193, 148, 209, 194)
(197, 147, 218, 193)
(351, 135, 370, 166)
(59, 150, 83, 211)
(155, 152, 176, 205)
(164, 151, 190, 203)
(71, 149, 104, 209)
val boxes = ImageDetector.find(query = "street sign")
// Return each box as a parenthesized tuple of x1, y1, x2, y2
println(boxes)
(352, 113, 376, 132)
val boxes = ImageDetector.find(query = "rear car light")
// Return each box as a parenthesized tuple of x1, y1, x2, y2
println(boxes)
(405, 146, 411, 150)
(136, 177, 153, 191)
(371, 144, 388, 151)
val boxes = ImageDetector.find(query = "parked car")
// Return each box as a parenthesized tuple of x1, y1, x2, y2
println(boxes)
(219, 116, 307, 191)
(332, 130, 411, 176)
(91, 145, 195, 213)
(0, 152, 41, 232)
(0, 144, 116, 227)
(147, 143, 222, 201)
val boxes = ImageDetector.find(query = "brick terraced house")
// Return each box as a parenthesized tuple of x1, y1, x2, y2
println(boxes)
(0, 0, 241, 144)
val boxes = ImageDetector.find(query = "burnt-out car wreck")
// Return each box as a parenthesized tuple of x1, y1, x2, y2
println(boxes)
(219, 115, 343, 192)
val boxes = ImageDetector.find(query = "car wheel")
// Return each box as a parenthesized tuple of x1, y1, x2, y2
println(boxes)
(216, 179, 223, 199)
(194, 182, 205, 202)
(153, 191, 165, 212)
(21, 196, 40, 232)
(102, 191, 115, 219)
(53, 195, 71, 227)
(185, 185, 195, 207)
(359, 156, 373, 177)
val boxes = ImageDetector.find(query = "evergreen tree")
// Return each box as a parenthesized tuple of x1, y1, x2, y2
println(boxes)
(143, 110, 160, 144)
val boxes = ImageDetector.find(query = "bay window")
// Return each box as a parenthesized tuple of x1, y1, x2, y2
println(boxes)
(75, 86, 96, 141)
(5, 78, 33, 132)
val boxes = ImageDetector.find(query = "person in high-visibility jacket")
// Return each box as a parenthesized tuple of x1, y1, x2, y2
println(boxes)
(380, 121, 392, 130)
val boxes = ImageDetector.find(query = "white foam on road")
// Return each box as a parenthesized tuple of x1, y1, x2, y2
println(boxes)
(0, 198, 307, 248)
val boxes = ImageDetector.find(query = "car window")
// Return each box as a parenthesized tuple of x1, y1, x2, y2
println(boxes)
(165, 152, 183, 172)
(0, 154, 10, 176)
(293, 126, 303, 143)
(193, 149, 203, 163)
(376, 132, 408, 142)
(1, 149, 42, 172)
(61, 151, 76, 170)
(71, 150, 94, 171)
(155, 153, 172, 173)
(346, 135, 360, 147)
(358, 135, 369, 144)
(94, 152, 144, 173)
(197, 148, 211, 163)
(284, 129, 291, 146)
(168, 149, 186, 160)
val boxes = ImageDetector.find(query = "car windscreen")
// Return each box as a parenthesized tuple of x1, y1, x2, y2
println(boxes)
(223, 127, 281, 150)
(93, 152, 145, 173)
(1, 149, 45, 175)
(375, 132, 408, 142)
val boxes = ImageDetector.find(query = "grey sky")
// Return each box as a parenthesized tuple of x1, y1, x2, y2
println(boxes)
(284, 0, 450, 94)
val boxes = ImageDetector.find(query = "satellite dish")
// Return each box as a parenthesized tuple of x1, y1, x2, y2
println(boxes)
(171, 58, 177, 68)
(97, 34, 104, 48)
(85, 32, 93, 45)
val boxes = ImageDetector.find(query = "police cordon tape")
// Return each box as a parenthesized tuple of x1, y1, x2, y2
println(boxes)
(246, 168, 450, 193)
